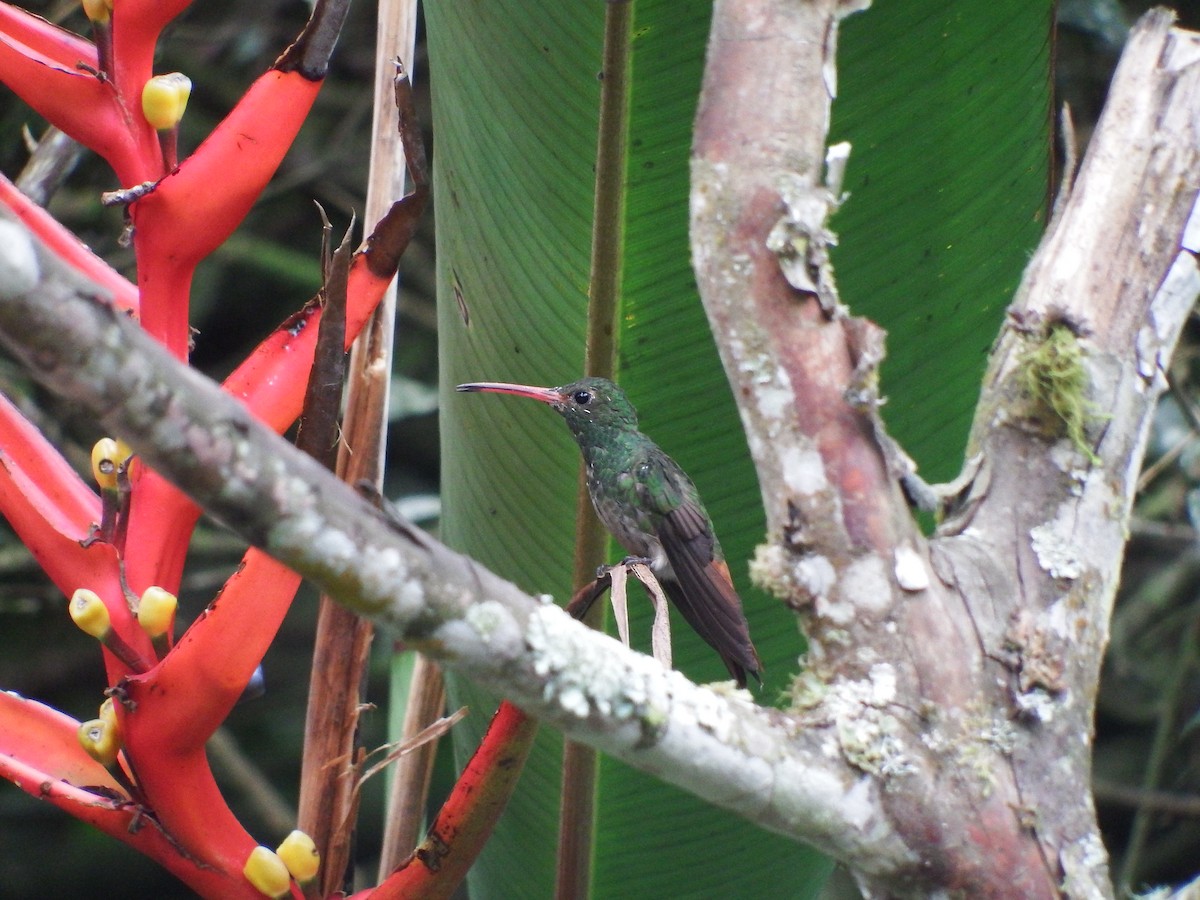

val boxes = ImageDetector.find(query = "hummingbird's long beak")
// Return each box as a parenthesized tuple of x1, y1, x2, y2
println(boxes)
(456, 382, 562, 405)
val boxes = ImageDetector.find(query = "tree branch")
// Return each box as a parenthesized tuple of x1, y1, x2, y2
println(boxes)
(0, 207, 913, 869)
(692, 2, 1200, 896)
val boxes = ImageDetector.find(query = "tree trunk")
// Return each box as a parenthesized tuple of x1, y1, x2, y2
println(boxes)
(692, 3, 1200, 896)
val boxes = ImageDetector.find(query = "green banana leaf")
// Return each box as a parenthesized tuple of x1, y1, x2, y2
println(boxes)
(427, 0, 1050, 896)
(832, 3, 1053, 482)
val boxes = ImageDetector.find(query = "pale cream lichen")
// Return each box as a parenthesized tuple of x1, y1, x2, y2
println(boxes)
(310, 528, 361, 574)
(814, 593, 855, 626)
(788, 670, 828, 712)
(781, 445, 828, 496)
(431, 618, 484, 660)
(749, 543, 793, 599)
(831, 554, 891, 619)
(924, 704, 1017, 798)
(817, 665, 914, 779)
(955, 739, 999, 798)
(750, 538, 837, 605)
(837, 714, 912, 779)
(1060, 831, 1111, 898)
(796, 555, 837, 601)
(357, 545, 417, 615)
(525, 605, 653, 722)
(821, 627, 852, 647)
(267, 516, 319, 566)
(463, 600, 524, 655)
(758, 383, 794, 421)
(978, 716, 1019, 756)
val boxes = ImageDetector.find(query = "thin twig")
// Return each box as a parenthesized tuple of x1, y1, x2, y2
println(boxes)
(1117, 602, 1200, 891)
(15, 126, 83, 207)
(1095, 779, 1200, 818)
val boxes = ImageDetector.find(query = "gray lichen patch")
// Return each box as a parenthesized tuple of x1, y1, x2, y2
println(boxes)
(749, 543, 795, 600)
(358, 544, 420, 621)
(788, 669, 829, 713)
(1029, 520, 1084, 581)
(464, 600, 523, 650)
(263, 490, 425, 624)
(1000, 607, 1072, 724)
(431, 600, 524, 664)
(750, 543, 838, 614)
(931, 707, 1022, 798)
(766, 171, 844, 313)
(816, 664, 916, 780)
(824, 554, 891, 624)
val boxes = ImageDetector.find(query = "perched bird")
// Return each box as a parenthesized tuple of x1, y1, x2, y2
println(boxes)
(457, 376, 762, 687)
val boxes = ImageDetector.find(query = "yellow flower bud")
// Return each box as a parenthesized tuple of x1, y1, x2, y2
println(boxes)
(97, 696, 123, 744)
(276, 830, 320, 883)
(81, 0, 113, 24)
(113, 438, 134, 472)
(78, 718, 120, 767)
(91, 438, 121, 490)
(142, 73, 192, 131)
(69, 589, 111, 639)
(243, 846, 292, 898)
(137, 586, 177, 638)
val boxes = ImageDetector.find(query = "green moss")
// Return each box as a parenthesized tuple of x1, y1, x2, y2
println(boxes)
(1018, 323, 1101, 462)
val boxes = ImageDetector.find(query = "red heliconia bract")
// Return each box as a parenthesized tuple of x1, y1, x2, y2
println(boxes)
(0, 1, 387, 895)
(0, 2, 539, 896)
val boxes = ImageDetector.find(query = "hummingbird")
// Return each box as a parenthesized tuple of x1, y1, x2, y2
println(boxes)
(457, 376, 762, 687)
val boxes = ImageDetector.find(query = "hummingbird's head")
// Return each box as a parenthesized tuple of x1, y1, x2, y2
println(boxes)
(456, 376, 640, 436)
(551, 377, 639, 433)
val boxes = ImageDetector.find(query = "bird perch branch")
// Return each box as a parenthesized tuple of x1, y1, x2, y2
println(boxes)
(0, 205, 914, 869)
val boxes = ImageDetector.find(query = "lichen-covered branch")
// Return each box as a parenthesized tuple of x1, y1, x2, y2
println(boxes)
(940, 13, 1200, 892)
(691, 2, 1200, 897)
(0, 212, 914, 870)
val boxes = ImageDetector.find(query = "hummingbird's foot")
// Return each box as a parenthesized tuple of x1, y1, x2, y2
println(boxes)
(593, 556, 652, 579)
(566, 562, 673, 669)
(570, 556, 659, 623)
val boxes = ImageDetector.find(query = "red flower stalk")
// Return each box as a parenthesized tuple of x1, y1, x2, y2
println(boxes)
(0, 3, 519, 896)
(0, 1, 373, 894)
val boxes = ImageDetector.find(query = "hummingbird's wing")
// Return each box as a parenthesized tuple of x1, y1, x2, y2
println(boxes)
(642, 467, 763, 688)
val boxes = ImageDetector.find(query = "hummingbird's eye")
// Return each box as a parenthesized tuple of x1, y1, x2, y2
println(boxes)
(572, 390, 592, 406)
